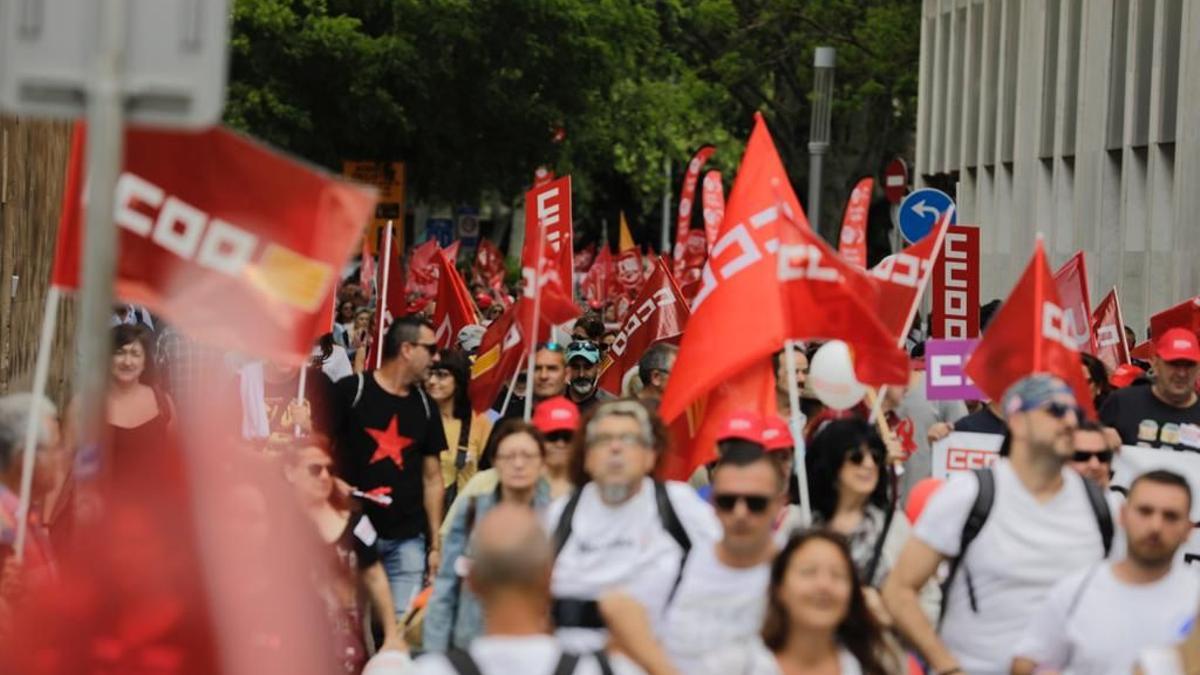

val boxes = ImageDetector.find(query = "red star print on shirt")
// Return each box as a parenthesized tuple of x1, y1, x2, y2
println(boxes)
(366, 416, 414, 469)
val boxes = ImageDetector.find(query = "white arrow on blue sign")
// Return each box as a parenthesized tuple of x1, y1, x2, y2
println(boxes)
(898, 188, 957, 243)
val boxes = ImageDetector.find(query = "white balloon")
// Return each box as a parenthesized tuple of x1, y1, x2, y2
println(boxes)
(808, 340, 866, 410)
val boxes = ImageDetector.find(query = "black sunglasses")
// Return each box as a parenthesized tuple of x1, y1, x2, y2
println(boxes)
(846, 449, 881, 466)
(409, 341, 438, 355)
(1072, 450, 1114, 464)
(1040, 401, 1085, 420)
(306, 463, 332, 478)
(713, 493, 772, 514)
(546, 430, 574, 444)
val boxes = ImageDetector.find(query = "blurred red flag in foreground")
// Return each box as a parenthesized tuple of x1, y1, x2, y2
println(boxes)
(53, 124, 377, 363)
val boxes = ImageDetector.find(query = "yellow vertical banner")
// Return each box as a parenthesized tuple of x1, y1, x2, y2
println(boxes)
(342, 161, 406, 255)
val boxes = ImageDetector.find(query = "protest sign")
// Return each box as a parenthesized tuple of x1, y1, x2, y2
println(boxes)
(931, 432, 1004, 480)
(930, 224, 980, 339)
(924, 339, 984, 400)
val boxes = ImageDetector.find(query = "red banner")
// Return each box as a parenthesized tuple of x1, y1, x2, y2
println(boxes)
(871, 212, 952, 343)
(469, 300, 527, 413)
(931, 225, 981, 339)
(674, 145, 716, 271)
(1092, 287, 1131, 371)
(359, 236, 376, 299)
(1053, 251, 1097, 354)
(407, 239, 441, 298)
(676, 230, 708, 304)
(837, 177, 873, 268)
(701, 170, 725, 252)
(581, 246, 614, 308)
(521, 176, 578, 329)
(615, 248, 645, 299)
(964, 239, 1094, 417)
(473, 239, 506, 292)
(1150, 296, 1200, 341)
(597, 259, 689, 395)
(432, 250, 480, 349)
(54, 124, 376, 362)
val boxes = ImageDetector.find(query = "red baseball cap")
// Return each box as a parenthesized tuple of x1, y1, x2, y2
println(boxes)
(1109, 363, 1146, 388)
(532, 396, 579, 434)
(760, 416, 794, 453)
(475, 292, 494, 309)
(717, 410, 765, 444)
(1155, 328, 1200, 363)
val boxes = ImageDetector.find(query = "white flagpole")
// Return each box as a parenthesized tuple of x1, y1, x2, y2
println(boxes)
(15, 287, 61, 561)
(499, 348, 528, 418)
(293, 366, 308, 438)
(784, 340, 812, 525)
(375, 221, 395, 370)
(524, 222, 547, 422)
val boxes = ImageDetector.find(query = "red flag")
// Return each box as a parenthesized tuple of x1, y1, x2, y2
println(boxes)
(407, 239, 441, 298)
(469, 301, 527, 413)
(673, 145, 716, 273)
(1053, 251, 1097, 354)
(473, 239, 507, 292)
(582, 246, 614, 307)
(1131, 340, 1156, 361)
(521, 176, 579, 329)
(1149, 296, 1200, 341)
(443, 240, 462, 266)
(597, 259, 689, 395)
(701, 170, 725, 252)
(359, 237, 376, 299)
(675, 230, 709, 304)
(777, 200, 909, 387)
(660, 112, 787, 433)
(50, 123, 86, 289)
(1092, 287, 1131, 371)
(55, 125, 375, 362)
(870, 211, 952, 342)
(431, 250, 480, 348)
(574, 243, 596, 274)
(964, 239, 1095, 417)
(837, 177, 873, 268)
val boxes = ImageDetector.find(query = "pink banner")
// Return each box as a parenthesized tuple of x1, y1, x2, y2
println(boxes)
(701, 170, 725, 252)
(674, 145, 716, 267)
(838, 177, 873, 268)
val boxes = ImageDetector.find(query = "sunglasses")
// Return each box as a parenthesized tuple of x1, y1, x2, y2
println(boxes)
(409, 341, 438, 355)
(305, 463, 332, 478)
(846, 449, 880, 466)
(538, 342, 564, 352)
(1072, 450, 1114, 464)
(546, 430, 574, 444)
(1039, 401, 1085, 420)
(713, 493, 773, 514)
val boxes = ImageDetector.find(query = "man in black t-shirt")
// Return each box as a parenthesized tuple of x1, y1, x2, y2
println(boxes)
(1101, 328, 1200, 452)
(331, 316, 446, 619)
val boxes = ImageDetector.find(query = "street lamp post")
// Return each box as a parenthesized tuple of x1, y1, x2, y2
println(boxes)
(808, 46, 836, 240)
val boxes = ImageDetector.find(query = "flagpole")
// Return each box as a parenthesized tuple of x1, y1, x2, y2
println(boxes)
(293, 366, 308, 438)
(784, 340, 812, 525)
(14, 287, 60, 561)
(375, 221, 394, 370)
(524, 220, 548, 422)
(500, 348, 528, 418)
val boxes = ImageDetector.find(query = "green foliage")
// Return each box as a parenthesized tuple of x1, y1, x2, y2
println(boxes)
(225, 0, 919, 243)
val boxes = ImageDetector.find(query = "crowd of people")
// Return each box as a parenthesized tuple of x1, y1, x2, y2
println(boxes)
(4, 274, 1200, 675)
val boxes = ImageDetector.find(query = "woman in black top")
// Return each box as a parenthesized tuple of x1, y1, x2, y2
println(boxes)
(283, 438, 405, 670)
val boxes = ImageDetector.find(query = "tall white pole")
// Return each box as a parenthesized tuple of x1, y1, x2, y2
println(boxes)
(784, 340, 812, 524)
(375, 221, 394, 370)
(14, 288, 61, 560)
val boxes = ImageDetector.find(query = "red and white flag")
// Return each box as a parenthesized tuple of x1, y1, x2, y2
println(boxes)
(521, 176, 580, 335)
(659, 114, 786, 480)
(674, 145, 716, 274)
(1149, 296, 1200, 341)
(870, 211, 952, 343)
(431, 249, 480, 349)
(1053, 251, 1097, 354)
(701, 170, 725, 251)
(359, 237, 376, 300)
(469, 300, 527, 413)
(581, 246, 614, 308)
(1092, 287, 1130, 371)
(407, 239, 441, 298)
(596, 258, 689, 395)
(54, 124, 376, 362)
(837, 177, 873, 268)
(964, 239, 1095, 417)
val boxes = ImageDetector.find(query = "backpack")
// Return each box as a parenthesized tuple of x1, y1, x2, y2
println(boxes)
(550, 481, 693, 627)
(938, 467, 1114, 625)
(445, 648, 613, 675)
(351, 372, 431, 418)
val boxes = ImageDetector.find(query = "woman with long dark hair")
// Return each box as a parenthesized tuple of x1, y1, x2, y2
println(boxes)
(702, 530, 895, 674)
(425, 349, 493, 510)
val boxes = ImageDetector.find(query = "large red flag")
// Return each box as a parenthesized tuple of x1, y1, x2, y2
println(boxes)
(431, 249, 480, 348)
(1092, 287, 1131, 371)
(1149, 296, 1200, 340)
(659, 113, 787, 479)
(964, 239, 1095, 417)
(837, 177, 873, 268)
(701, 170, 725, 251)
(597, 258, 689, 395)
(777, 200, 909, 387)
(407, 239, 441, 298)
(50, 123, 86, 289)
(469, 301, 527, 413)
(870, 211, 953, 342)
(1053, 251, 1097, 354)
(521, 176, 580, 330)
(674, 144, 716, 274)
(55, 124, 376, 363)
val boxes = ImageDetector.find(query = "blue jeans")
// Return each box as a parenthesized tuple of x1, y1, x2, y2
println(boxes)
(377, 534, 426, 619)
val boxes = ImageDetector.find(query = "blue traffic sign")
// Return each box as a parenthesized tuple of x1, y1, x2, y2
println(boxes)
(898, 188, 957, 243)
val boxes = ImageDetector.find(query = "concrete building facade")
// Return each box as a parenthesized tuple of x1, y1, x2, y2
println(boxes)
(916, 0, 1200, 336)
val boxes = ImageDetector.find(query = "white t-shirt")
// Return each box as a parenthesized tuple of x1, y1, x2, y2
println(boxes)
(913, 459, 1119, 674)
(661, 544, 770, 672)
(544, 478, 721, 652)
(1015, 562, 1200, 674)
(409, 635, 645, 675)
(697, 638, 862, 675)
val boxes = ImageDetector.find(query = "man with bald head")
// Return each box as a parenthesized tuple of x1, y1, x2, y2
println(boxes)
(410, 504, 644, 674)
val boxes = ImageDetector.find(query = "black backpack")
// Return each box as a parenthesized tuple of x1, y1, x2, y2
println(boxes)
(445, 648, 613, 675)
(938, 468, 1114, 625)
